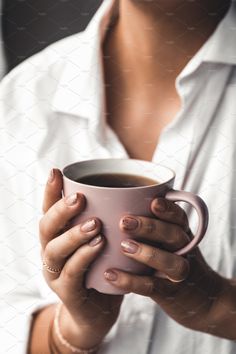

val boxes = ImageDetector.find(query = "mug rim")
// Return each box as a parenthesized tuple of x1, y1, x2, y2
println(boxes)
(62, 158, 176, 190)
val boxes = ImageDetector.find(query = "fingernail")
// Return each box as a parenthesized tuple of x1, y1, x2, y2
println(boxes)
(48, 169, 55, 183)
(154, 199, 166, 212)
(65, 193, 78, 206)
(121, 240, 139, 254)
(89, 235, 103, 247)
(122, 216, 139, 230)
(104, 270, 118, 281)
(81, 219, 97, 232)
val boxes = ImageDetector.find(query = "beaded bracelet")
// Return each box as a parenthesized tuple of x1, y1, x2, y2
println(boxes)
(53, 303, 101, 354)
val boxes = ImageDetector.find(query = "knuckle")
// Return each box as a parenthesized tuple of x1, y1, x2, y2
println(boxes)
(51, 205, 67, 230)
(144, 218, 157, 234)
(63, 267, 75, 280)
(63, 265, 84, 281)
(40, 203, 65, 235)
(66, 225, 80, 243)
(171, 225, 184, 246)
(146, 247, 159, 265)
(38, 216, 52, 238)
(44, 242, 57, 264)
(174, 258, 189, 280)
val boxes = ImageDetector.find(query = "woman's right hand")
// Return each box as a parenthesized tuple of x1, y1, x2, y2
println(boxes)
(39, 168, 124, 350)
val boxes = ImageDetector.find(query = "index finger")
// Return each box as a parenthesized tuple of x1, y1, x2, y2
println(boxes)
(42, 168, 63, 213)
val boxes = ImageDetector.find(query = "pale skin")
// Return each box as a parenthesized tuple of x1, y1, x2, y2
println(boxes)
(29, 1, 235, 353)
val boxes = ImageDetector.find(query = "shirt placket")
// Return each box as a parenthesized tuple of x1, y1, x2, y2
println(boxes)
(151, 73, 203, 191)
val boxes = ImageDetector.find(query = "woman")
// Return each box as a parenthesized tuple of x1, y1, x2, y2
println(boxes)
(1, 0, 236, 353)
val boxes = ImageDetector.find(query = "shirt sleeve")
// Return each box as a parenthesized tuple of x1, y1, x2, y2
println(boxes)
(0, 56, 61, 353)
(1, 294, 58, 353)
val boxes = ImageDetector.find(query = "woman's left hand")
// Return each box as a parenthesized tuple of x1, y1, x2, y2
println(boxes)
(104, 198, 224, 333)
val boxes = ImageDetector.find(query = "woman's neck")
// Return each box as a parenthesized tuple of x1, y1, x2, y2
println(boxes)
(104, 0, 231, 90)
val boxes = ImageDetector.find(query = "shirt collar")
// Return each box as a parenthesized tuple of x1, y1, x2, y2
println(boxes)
(204, 1, 236, 65)
(52, 0, 236, 118)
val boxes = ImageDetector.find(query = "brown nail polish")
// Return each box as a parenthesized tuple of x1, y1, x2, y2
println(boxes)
(122, 216, 139, 230)
(104, 270, 117, 281)
(89, 235, 103, 247)
(81, 219, 96, 232)
(65, 193, 78, 206)
(121, 240, 139, 254)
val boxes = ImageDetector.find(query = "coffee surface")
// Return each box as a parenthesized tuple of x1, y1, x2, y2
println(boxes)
(76, 173, 159, 188)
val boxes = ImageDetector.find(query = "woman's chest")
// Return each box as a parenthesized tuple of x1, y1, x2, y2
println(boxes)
(106, 101, 181, 161)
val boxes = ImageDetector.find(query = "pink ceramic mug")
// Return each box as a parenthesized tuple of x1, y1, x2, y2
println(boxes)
(62, 158, 208, 295)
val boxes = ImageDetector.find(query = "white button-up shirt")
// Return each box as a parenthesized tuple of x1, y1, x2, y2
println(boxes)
(1, 0, 236, 353)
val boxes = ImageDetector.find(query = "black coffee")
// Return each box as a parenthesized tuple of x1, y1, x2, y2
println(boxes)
(76, 173, 159, 188)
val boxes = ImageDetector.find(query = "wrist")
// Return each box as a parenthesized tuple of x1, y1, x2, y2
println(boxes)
(206, 275, 236, 339)
(52, 303, 104, 353)
(203, 272, 230, 334)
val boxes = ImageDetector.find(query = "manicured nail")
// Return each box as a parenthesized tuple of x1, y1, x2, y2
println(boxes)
(81, 219, 97, 232)
(154, 198, 166, 212)
(89, 235, 103, 247)
(121, 240, 139, 254)
(65, 193, 78, 206)
(104, 270, 118, 281)
(48, 169, 55, 183)
(122, 216, 139, 230)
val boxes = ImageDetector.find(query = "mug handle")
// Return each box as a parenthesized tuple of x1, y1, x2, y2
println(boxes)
(165, 189, 209, 256)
